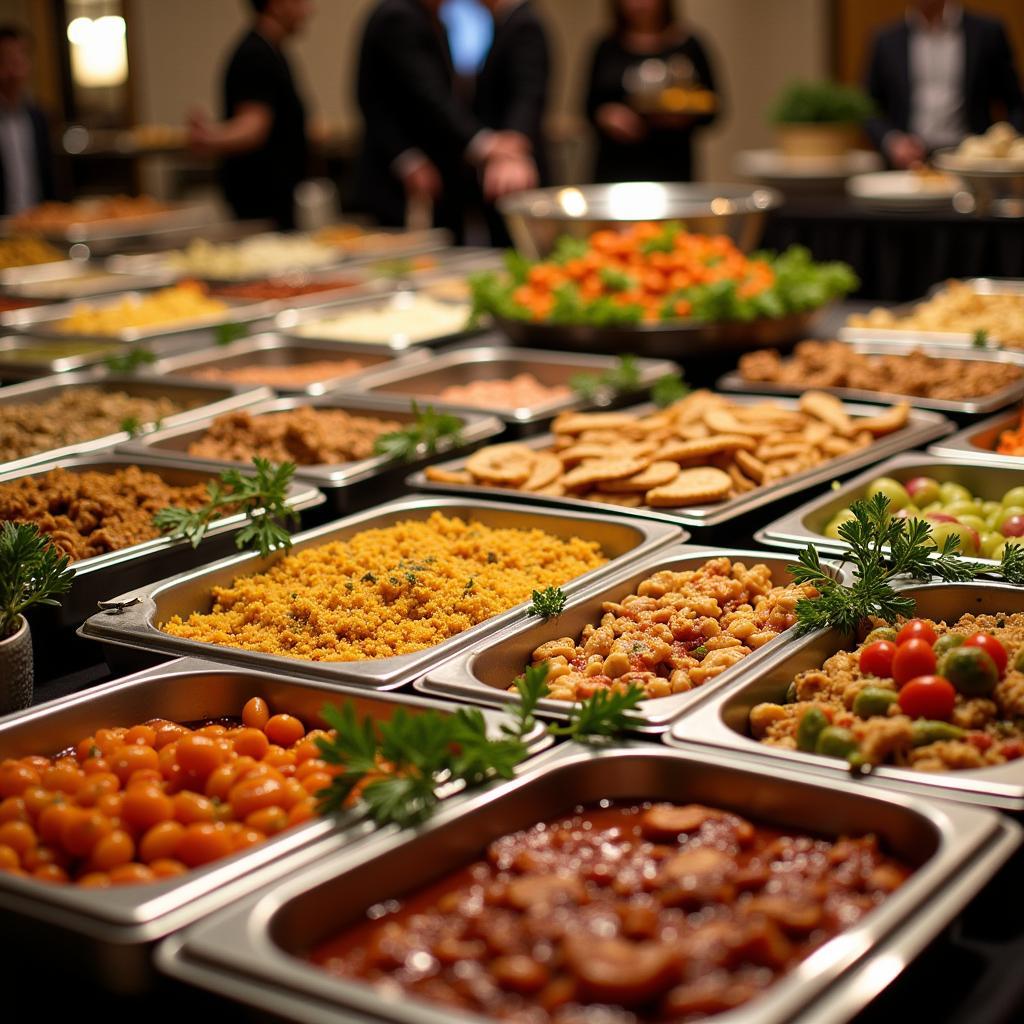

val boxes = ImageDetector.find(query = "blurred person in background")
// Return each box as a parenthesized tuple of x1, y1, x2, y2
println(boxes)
(474, 0, 550, 245)
(585, 0, 719, 184)
(865, 0, 1024, 169)
(188, 0, 311, 229)
(355, 0, 535, 240)
(0, 25, 55, 216)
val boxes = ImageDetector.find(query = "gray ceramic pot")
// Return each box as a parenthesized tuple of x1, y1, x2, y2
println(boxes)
(0, 616, 33, 714)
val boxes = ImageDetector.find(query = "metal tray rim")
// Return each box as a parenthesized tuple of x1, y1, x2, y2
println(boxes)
(928, 407, 1023, 467)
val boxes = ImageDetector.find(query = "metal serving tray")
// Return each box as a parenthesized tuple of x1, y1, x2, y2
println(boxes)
(929, 407, 1024, 468)
(717, 339, 1024, 416)
(0, 453, 324, 627)
(754, 452, 1024, 566)
(670, 580, 1024, 811)
(78, 495, 682, 688)
(0, 371, 271, 475)
(342, 345, 679, 436)
(839, 278, 1024, 350)
(276, 288, 482, 353)
(155, 742, 1020, 1024)
(420, 544, 841, 732)
(116, 392, 505, 514)
(409, 396, 955, 530)
(2, 289, 276, 343)
(0, 656, 551, 992)
(138, 332, 431, 397)
(0, 258, 177, 300)
(0, 201, 215, 245)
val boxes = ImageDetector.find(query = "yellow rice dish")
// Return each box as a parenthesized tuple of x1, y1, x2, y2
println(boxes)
(55, 281, 228, 335)
(160, 512, 607, 661)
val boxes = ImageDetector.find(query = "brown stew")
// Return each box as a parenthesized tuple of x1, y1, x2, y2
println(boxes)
(310, 802, 911, 1021)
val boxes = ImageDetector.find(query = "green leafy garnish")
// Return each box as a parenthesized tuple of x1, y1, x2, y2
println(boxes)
(972, 329, 990, 348)
(372, 402, 464, 462)
(639, 221, 681, 255)
(651, 372, 690, 408)
(528, 586, 567, 619)
(315, 662, 641, 828)
(789, 493, 1014, 636)
(119, 416, 143, 438)
(0, 522, 74, 637)
(569, 354, 644, 401)
(215, 322, 249, 346)
(153, 457, 299, 558)
(104, 346, 156, 374)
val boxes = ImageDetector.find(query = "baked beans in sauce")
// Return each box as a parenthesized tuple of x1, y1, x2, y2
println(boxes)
(311, 801, 911, 1021)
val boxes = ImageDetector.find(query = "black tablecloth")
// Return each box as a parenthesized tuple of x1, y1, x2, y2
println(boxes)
(763, 198, 1024, 303)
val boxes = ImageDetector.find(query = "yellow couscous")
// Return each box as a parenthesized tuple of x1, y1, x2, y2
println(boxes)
(160, 512, 607, 661)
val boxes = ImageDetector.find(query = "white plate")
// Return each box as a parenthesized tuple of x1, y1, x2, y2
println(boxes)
(846, 169, 963, 209)
(735, 148, 881, 183)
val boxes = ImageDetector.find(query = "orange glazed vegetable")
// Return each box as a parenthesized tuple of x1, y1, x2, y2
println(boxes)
(997, 410, 1024, 456)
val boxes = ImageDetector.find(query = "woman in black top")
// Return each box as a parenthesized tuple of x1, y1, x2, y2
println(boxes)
(585, 0, 719, 183)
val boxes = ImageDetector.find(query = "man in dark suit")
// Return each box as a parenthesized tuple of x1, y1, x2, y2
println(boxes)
(354, 0, 532, 238)
(474, 0, 550, 244)
(0, 25, 55, 216)
(864, 0, 1024, 168)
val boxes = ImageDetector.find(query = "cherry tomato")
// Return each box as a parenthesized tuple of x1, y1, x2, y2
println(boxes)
(229, 774, 286, 819)
(0, 796, 28, 824)
(232, 728, 269, 760)
(121, 783, 175, 833)
(0, 844, 19, 870)
(32, 864, 68, 884)
(897, 675, 956, 721)
(109, 863, 155, 885)
(265, 714, 304, 748)
(61, 809, 112, 858)
(962, 633, 1009, 678)
(150, 858, 187, 878)
(896, 619, 938, 647)
(0, 821, 35, 858)
(176, 822, 232, 868)
(892, 639, 938, 687)
(242, 697, 270, 730)
(0, 760, 40, 797)
(859, 640, 897, 678)
(139, 821, 185, 864)
(76, 871, 111, 888)
(174, 735, 226, 779)
(89, 830, 135, 871)
(124, 725, 157, 747)
(109, 745, 160, 785)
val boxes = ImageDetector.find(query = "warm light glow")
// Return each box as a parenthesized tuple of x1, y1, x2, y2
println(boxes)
(557, 188, 587, 218)
(67, 15, 128, 88)
(604, 182, 671, 219)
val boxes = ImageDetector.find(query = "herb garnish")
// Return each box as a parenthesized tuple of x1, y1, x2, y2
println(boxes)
(0, 522, 74, 637)
(651, 372, 690, 408)
(972, 328, 990, 348)
(789, 493, 1022, 636)
(215, 322, 249, 346)
(314, 663, 642, 828)
(528, 585, 567, 618)
(153, 457, 299, 558)
(569, 354, 643, 401)
(373, 402, 464, 462)
(104, 346, 156, 374)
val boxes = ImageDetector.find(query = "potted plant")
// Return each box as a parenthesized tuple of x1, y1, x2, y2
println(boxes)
(770, 80, 874, 158)
(0, 522, 73, 714)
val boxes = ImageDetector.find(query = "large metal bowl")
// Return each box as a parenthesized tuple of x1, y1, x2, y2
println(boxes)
(498, 181, 782, 258)
(933, 148, 1024, 217)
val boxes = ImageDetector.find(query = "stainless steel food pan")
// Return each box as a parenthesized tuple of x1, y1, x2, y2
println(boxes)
(0, 258, 177, 300)
(0, 656, 551, 992)
(155, 741, 1019, 1024)
(115, 392, 505, 514)
(138, 332, 432, 397)
(420, 544, 843, 731)
(670, 580, 1024, 811)
(3, 289, 277, 343)
(717, 339, 1024, 415)
(928, 407, 1024, 468)
(0, 200, 214, 245)
(78, 495, 682, 689)
(0, 370, 271, 475)
(275, 288, 483, 353)
(839, 278, 1024, 351)
(341, 345, 678, 435)
(408, 396, 955, 529)
(754, 452, 1024, 566)
(0, 453, 324, 627)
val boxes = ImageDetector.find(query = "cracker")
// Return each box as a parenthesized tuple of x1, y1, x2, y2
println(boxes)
(598, 461, 680, 493)
(727, 463, 757, 493)
(558, 442, 654, 465)
(799, 391, 854, 437)
(658, 434, 756, 462)
(561, 457, 648, 490)
(734, 449, 767, 483)
(646, 467, 733, 507)
(703, 407, 776, 438)
(820, 436, 855, 457)
(466, 444, 536, 486)
(855, 402, 910, 436)
(424, 466, 473, 485)
(552, 412, 642, 435)
(583, 491, 644, 508)
(522, 451, 564, 491)
(756, 442, 808, 462)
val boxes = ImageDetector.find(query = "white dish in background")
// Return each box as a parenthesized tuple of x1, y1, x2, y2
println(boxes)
(846, 169, 964, 209)
(735, 147, 882, 184)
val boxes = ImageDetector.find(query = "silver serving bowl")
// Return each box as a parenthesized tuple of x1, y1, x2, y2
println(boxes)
(933, 148, 1024, 217)
(498, 182, 782, 258)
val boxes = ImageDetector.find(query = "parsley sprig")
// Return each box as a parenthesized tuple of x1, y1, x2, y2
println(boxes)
(153, 457, 299, 558)
(790, 493, 1022, 636)
(314, 663, 643, 828)
(104, 346, 156, 374)
(569, 354, 644, 401)
(373, 402, 464, 462)
(528, 585, 567, 618)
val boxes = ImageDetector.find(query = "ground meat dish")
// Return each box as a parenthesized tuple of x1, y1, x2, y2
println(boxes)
(0, 466, 214, 561)
(187, 358, 369, 389)
(185, 407, 403, 465)
(738, 340, 1023, 401)
(311, 802, 910, 1021)
(524, 558, 818, 701)
(752, 612, 1024, 771)
(0, 388, 184, 463)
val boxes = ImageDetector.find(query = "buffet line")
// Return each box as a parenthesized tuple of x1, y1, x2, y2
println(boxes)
(2, 191, 1024, 1024)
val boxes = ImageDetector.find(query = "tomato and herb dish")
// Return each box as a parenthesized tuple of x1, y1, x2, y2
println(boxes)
(469, 223, 857, 327)
(751, 614, 1024, 771)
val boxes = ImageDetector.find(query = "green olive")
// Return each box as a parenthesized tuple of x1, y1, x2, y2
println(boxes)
(796, 707, 830, 752)
(993, 537, 1024, 561)
(982, 500, 1003, 518)
(909, 480, 942, 507)
(943, 500, 982, 519)
(927, 521, 978, 556)
(867, 477, 911, 512)
(816, 726, 860, 759)
(823, 508, 857, 541)
(911, 720, 966, 746)
(853, 686, 899, 718)
(939, 646, 999, 697)
(933, 633, 965, 658)
(1001, 487, 1024, 509)
(981, 531, 1006, 559)
(864, 626, 898, 645)
(956, 514, 988, 535)
(939, 481, 973, 505)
